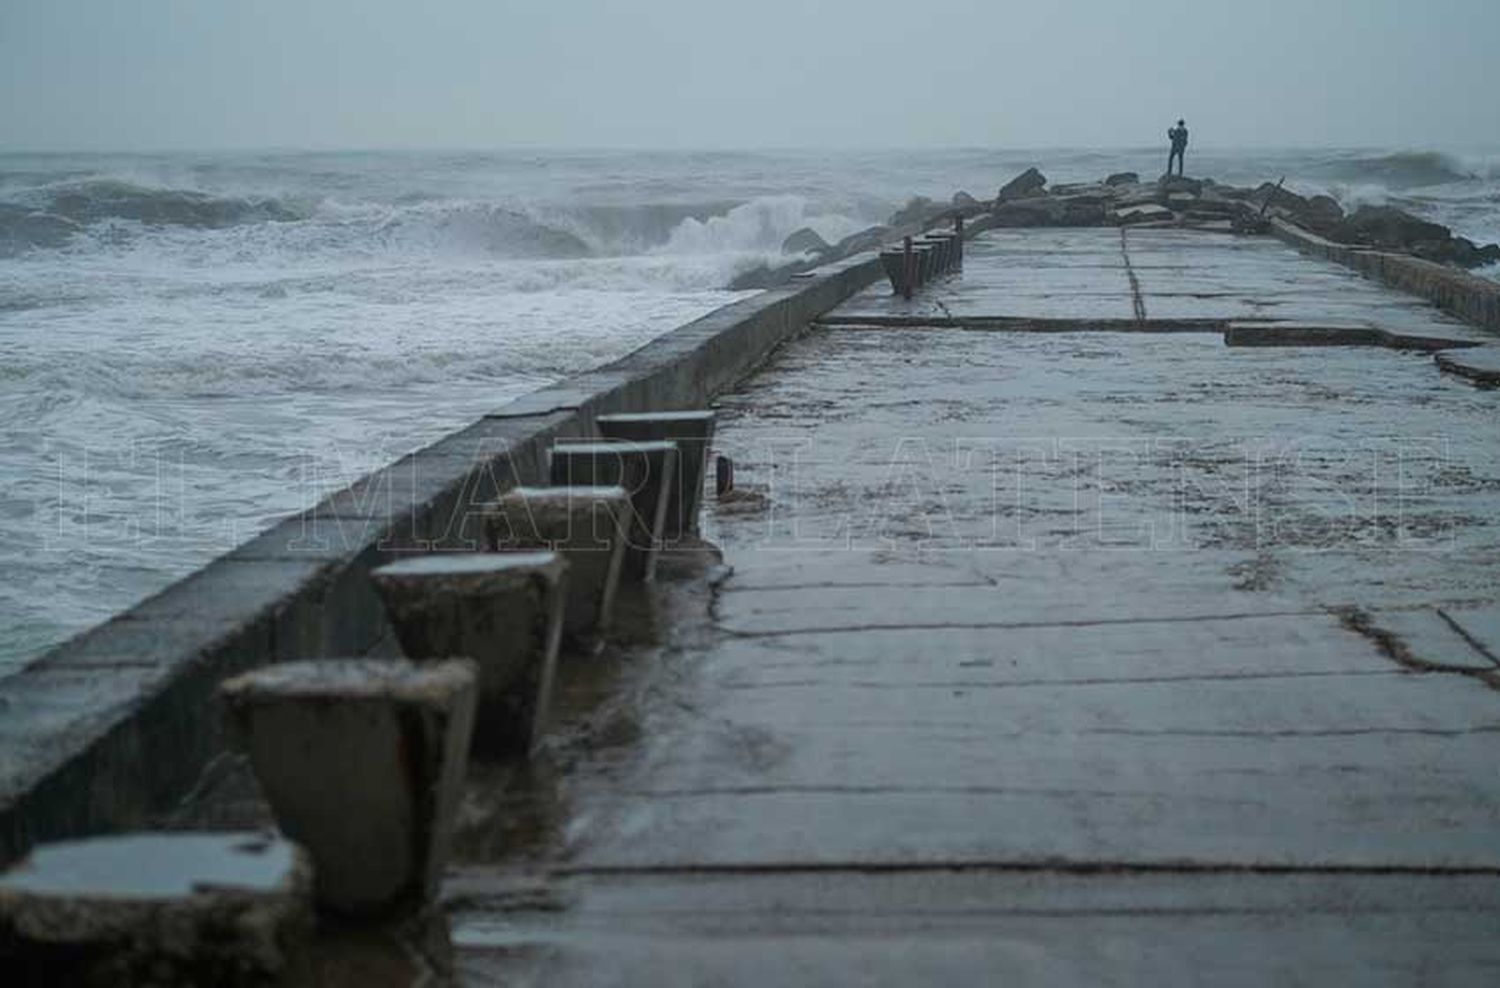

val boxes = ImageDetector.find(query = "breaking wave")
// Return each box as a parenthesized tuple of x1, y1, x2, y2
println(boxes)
(0, 170, 869, 275)
(1313, 151, 1481, 189)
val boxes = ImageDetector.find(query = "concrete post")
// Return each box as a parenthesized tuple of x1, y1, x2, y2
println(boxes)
(595, 410, 716, 542)
(902, 236, 914, 299)
(370, 553, 567, 753)
(221, 659, 477, 918)
(484, 485, 629, 647)
(880, 248, 906, 295)
(955, 214, 965, 268)
(549, 440, 677, 583)
(0, 832, 313, 985)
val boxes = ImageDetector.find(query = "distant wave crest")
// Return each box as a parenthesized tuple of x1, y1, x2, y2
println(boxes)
(1318, 151, 1479, 189)
(0, 178, 310, 255)
(0, 171, 869, 276)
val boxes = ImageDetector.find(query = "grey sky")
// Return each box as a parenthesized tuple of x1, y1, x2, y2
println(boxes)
(2, 0, 1496, 151)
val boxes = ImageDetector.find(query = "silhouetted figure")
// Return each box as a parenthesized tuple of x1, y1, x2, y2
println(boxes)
(1167, 119, 1188, 177)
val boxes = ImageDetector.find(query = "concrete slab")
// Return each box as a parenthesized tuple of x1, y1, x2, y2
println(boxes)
(1437, 346, 1500, 385)
(0, 832, 311, 985)
(827, 227, 1489, 348)
(442, 225, 1500, 982)
(1364, 608, 1497, 671)
(450, 871, 1500, 987)
(1440, 605, 1500, 664)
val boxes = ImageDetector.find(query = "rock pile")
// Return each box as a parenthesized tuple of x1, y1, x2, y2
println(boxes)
(727, 165, 1500, 291)
(977, 168, 1500, 270)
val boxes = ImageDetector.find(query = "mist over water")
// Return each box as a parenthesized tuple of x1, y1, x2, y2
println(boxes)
(2, 146, 1498, 671)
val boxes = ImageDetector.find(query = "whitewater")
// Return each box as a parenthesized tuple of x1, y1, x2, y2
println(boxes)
(2, 147, 1499, 672)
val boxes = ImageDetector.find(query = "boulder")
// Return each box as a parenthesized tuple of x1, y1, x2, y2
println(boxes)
(1329, 205, 1452, 251)
(1110, 204, 1175, 226)
(780, 226, 830, 255)
(1186, 190, 1246, 219)
(1055, 198, 1108, 225)
(952, 190, 980, 209)
(834, 225, 890, 256)
(1300, 195, 1345, 233)
(990, 198, 1065, 227)
(1253, 182, 1310, 215)
(1050, 188, 1111, 205)
(1159, 175, 1204, 196)
(1448, 237, 1500, 268)
(1207, 181, 1256, 201)
(996, 167, 1047, 202)
(887, 196, 941, 228)
(1105, 172, 1139, 187)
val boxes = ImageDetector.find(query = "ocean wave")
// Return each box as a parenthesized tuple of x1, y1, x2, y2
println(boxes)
(41, 179, 309, 228)
(1314, 151, 1479, 189)
(656, 195, 864, 256)
(0, 178, 311, 255)
(373, 202, 594, 259)
(1, 177, 872, 286)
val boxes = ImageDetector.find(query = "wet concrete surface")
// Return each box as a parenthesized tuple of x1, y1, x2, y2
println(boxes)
(159, 228, 1500, 983)
(447, 228, 1500, 985)
(833, 228, 1492, 346)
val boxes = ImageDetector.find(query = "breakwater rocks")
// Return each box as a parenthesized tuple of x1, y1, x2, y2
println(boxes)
(986, 168, 1500, 270)
(731, 166, 1499, 293)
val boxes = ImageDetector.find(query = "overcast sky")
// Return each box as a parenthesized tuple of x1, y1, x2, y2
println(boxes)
(2, 0, 1496, 152)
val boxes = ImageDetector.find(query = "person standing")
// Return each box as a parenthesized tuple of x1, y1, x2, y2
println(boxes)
(1167, 119, 1189, 177)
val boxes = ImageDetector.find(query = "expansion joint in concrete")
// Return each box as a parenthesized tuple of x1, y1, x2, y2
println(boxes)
(1120, 228, 1148, 323)
(550, 859, 1500, 880)
(1332, 606, 1500, 686)
(716, 609, 1323, 640)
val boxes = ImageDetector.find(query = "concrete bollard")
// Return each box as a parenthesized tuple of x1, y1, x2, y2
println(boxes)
(550, 440, 677, 582)
(880, 247, 907, 295)
(370, 554, 566, 753)
(914, 242, 937, 284)
(955, 214, 965, 268)
(595, 410, 717, 542)
(920, 233, 950, 272)
(0, 832, 313, 986)
(220, 659, 477, 918)
(483, 485, 629, 647)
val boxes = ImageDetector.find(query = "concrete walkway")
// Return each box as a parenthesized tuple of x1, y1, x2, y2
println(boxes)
(450, 229, 1500, 985)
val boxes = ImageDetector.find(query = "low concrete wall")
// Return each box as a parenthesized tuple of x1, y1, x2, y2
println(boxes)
(0, 250, 888, 865)
(1270, 219, 1500, 335)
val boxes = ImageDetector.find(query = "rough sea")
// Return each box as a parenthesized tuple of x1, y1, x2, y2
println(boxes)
(2, 147, 1498, 671)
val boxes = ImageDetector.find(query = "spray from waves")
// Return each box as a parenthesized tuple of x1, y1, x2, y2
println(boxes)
(0, 171, 875, 293)
(656, 195, 865, 256)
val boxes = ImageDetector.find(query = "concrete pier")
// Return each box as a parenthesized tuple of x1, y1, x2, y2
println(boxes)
(484, 485, 630, 645)
(5, 195, 1500, 981)
(0, 833, 311, 985)
(550, 440, 679, 581)
(595, 411, 716, 541)
(447, 225, 1500, 984)
(220, 659, 476, 917)
(370, 554, 566, 752)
